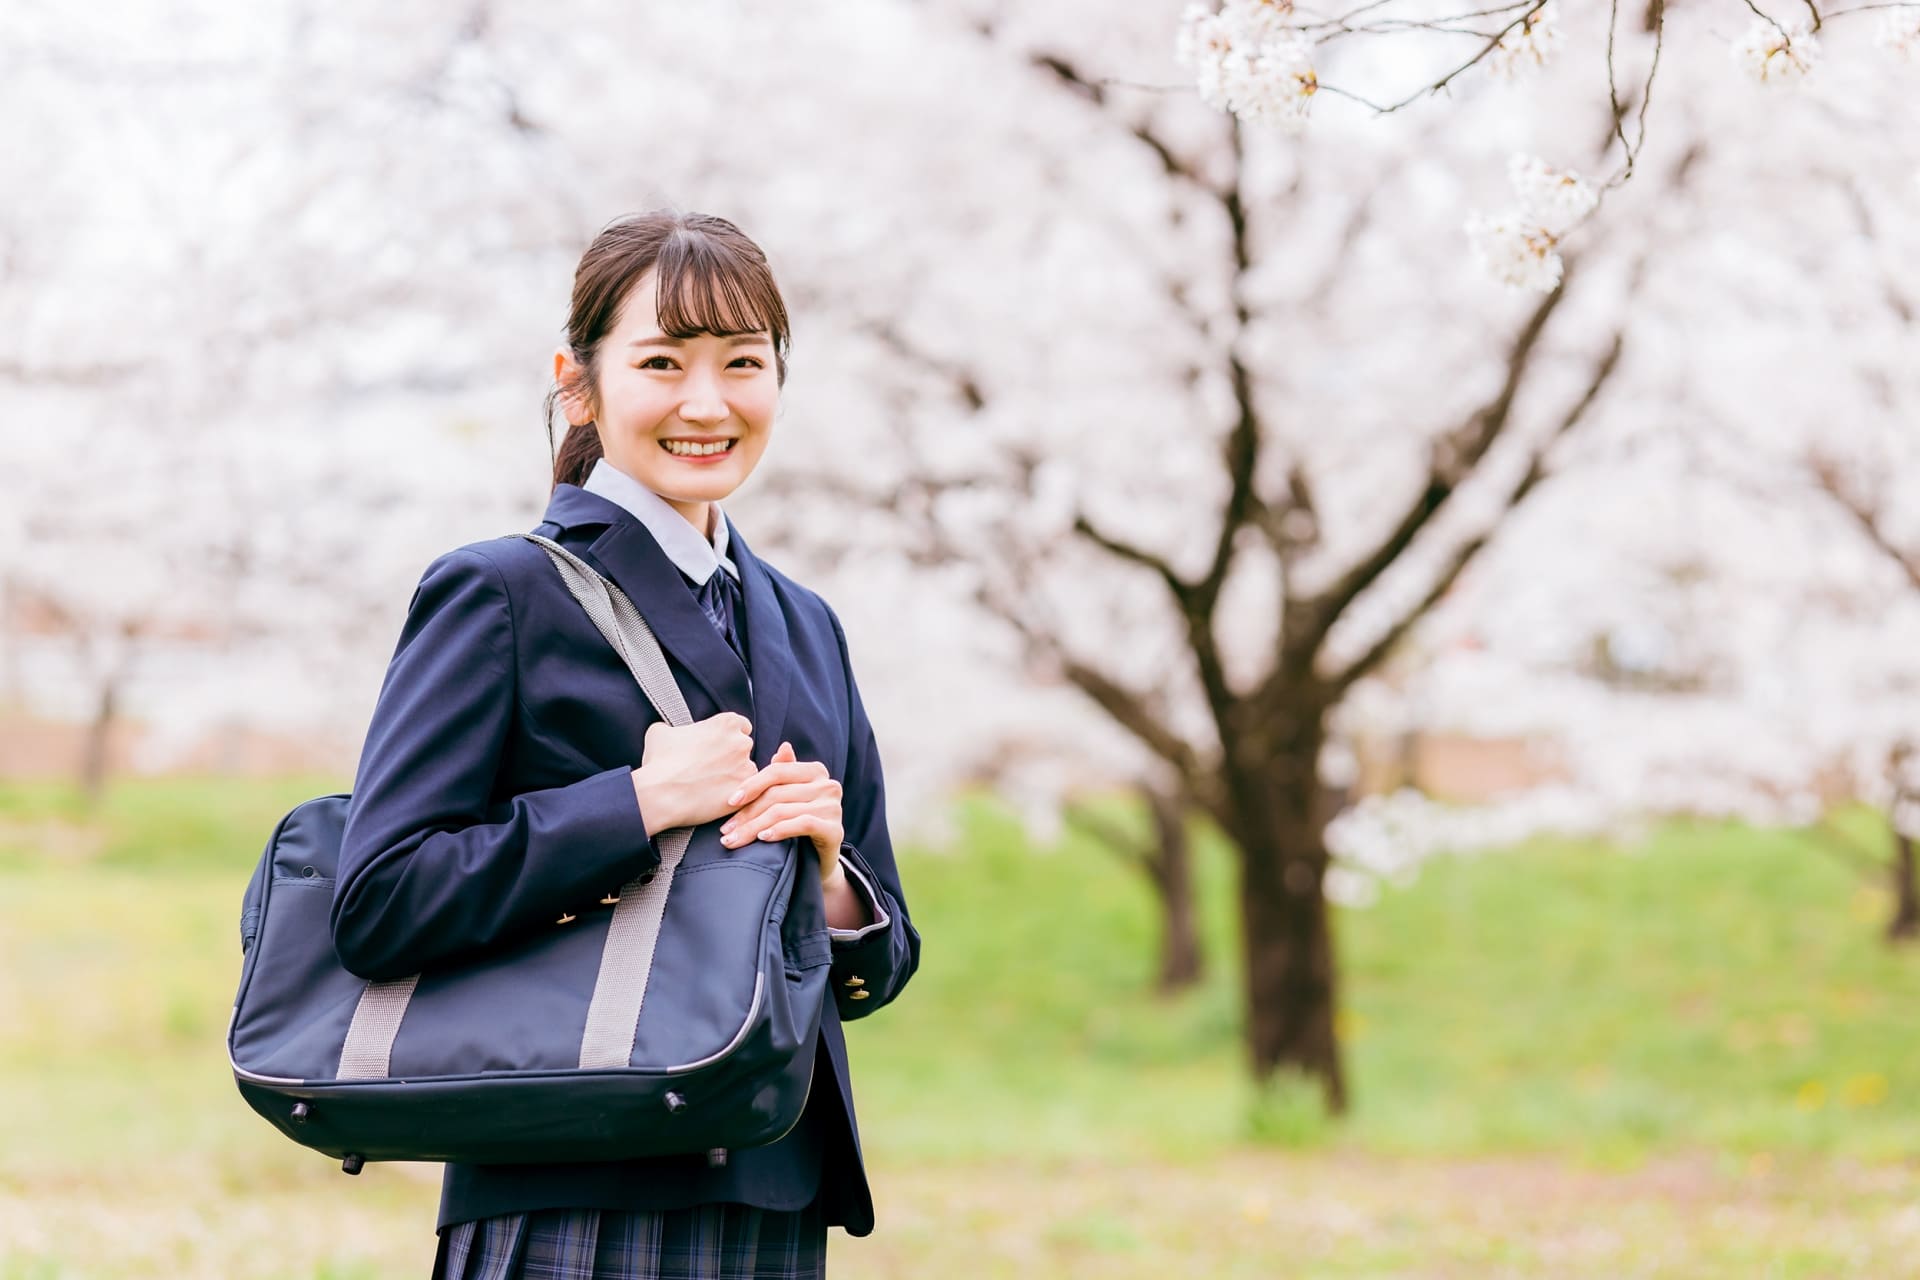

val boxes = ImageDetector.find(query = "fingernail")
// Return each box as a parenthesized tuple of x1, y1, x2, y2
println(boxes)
(726, 790, 743, 805)
(758, 831, 775, 841)
(721, 821, 734, 834)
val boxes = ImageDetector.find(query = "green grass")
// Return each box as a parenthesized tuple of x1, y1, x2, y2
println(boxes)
(847, 798, 1920, 1167)
(0, 774, 345, 873)
(1337, 816, 1917, 1163)
(3, 776, 1919, 1276)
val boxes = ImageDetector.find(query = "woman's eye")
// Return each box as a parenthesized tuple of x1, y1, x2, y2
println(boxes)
(730, 357, 765, 369)
(638, 356, 677, 370)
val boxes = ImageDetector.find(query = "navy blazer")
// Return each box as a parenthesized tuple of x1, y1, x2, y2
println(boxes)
(330, 482, 919, 1235)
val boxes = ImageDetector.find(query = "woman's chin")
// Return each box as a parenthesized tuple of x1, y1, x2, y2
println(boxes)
(656, 472, 746, 503)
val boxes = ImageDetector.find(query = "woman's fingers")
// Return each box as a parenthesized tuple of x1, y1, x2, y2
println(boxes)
(722, 783, 816, 833)
(725, 757, 829, 808)
(722, 792, 831, 842)
(718, 775, 814, 825)
(720, 794, 840, 847)
(722, 800, 810, 846)
(755, 811, 844, 855)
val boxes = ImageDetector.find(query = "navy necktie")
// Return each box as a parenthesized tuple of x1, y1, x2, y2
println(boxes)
(690, 567, 746, 668)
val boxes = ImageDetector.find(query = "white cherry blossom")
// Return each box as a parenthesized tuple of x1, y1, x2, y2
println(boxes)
(1465, 211, 1563, 292)
(1486, 3, 1564, 79)
(1176, 2, 1316, 131)
(1733, 17, 1821, 84)
(1508, 154, 1599, 230)
(1876, 8, 1920, 60)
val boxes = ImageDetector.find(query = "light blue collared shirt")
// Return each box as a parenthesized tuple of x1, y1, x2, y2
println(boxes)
(582, 457, 740, 587)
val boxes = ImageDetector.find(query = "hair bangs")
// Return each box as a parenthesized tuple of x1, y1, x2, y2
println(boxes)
(654, 233, 787, 344)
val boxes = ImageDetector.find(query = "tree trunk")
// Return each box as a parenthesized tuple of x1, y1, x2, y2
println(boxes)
(1225, 718, 1347, 1112)
(1062, 788, 1206, 993)
(1889, 826, 1919, 943)
(80, 677, 117, 812)
(1145, 785, 1203, 993)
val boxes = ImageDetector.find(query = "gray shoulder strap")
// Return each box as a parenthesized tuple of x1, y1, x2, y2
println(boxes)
(511, 532, 695, 1069)
(337, 533, 699, 1080)
(512, 532, 692, 729)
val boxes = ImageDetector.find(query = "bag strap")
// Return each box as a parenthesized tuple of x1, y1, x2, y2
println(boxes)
(511, 533, 692, 729)
(512, 532, 696, 1070)
(337, 534, 701, 1080)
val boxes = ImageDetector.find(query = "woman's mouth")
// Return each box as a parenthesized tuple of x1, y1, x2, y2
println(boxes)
(660, 438, 737, 462)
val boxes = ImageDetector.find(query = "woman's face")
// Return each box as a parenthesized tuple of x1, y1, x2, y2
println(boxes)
(558, 268, 779, 524)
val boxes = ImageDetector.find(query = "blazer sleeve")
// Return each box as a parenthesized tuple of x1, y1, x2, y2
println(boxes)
(330, 547, 662, 981)
(822, 604, 921, 1022)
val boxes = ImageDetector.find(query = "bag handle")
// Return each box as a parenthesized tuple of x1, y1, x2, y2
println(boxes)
(337, 535, 701, 1080)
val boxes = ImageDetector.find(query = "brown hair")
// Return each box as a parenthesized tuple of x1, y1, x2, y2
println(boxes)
(546, 210, 792, 490)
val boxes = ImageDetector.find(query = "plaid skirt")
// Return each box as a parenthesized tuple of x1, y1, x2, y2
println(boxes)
(432, 1201, 827, 1280)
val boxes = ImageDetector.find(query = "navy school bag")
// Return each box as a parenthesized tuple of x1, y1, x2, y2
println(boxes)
(228, 533, 831, 1173)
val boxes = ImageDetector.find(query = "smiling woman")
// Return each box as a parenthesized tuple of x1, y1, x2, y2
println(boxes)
(546, 215, 791, 541)
(326, 209, 920, 1280)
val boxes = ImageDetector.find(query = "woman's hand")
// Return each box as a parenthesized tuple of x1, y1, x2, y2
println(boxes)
(630, 712, 757, 836)
(724, 742, 868, 930)
(719, 741, 844, 870)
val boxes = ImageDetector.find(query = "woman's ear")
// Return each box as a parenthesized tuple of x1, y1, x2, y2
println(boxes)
(553, 347, 593, 425)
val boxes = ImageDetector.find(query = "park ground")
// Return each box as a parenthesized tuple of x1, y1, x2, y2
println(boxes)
(4, 779, 1920, 1277)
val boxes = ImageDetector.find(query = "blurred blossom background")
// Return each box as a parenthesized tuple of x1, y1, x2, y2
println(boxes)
(4, 0, 1920, 1275)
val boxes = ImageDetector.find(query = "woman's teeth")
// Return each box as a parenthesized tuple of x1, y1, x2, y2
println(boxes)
(661, 439, 735, 457)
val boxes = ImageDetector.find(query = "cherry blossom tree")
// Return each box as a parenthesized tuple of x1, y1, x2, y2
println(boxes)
(725, 4, 1654, 1105)
(1323, 69, 1920, 942)
(6, 0, 1915, 1112)
(743, 0, 1920, 1104)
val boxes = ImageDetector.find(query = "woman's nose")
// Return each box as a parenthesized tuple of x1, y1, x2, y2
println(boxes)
(677, 370, 728, 424)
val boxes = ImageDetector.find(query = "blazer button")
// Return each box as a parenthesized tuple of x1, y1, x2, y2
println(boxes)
(844, 976, 865, 988)
(556, 912, 577, 925)
(848, 989, 871, 1000)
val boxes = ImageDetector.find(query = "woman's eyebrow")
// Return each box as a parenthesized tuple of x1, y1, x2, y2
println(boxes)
(628, 332, 772, 348)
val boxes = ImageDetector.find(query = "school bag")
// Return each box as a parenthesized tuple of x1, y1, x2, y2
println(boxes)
(227, 533, 831, 1173)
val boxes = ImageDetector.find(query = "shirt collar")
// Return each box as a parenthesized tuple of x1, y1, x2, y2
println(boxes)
(582, 457, 739, 585)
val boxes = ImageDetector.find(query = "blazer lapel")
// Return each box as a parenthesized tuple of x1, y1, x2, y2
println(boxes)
(719, 516, 793, 770)
(538, 485, 753, 721)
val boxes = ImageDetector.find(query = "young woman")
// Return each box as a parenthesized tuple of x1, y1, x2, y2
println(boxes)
(330, 210, 920, 1279)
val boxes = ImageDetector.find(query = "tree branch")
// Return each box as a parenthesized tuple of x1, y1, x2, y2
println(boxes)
(1062, 799, 1152, 867)
(890, 497, 1217, 807)
(1292, 277, 1571, 674)
(1198, 129, 1263, 613)
(0, 357, 148, 387)
(1025, 49, 1213, 193)
(1071, 513, 1194, 601)
(1325, 326, 1626, 691)
(1058, 652, 1209, 796)
(857, 317, 987, 411)
(1313, 0, 1550, 114)
(1810, 457, 1920, 592)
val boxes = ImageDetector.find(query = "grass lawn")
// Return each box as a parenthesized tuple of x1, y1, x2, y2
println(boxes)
(2, 777, 1918, 1277)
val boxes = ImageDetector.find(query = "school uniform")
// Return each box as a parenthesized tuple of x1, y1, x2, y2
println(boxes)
(331, 458, 920, 1279)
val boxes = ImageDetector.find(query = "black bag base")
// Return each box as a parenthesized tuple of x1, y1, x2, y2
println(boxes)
(234, 1042, 815, 1167)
